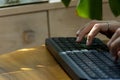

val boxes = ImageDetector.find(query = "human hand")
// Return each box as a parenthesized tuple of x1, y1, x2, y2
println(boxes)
(76, 20, 120, 45)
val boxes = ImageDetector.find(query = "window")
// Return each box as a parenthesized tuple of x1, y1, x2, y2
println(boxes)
(0, 0, 48, 8)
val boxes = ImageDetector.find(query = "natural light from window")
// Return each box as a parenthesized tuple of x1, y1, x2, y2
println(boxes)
(0, 0, 48, 7)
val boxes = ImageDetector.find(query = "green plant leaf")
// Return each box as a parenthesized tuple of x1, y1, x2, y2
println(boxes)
(109, 0, 120, 17)
(76, 0, 102, 20)
(61, 0, 71, 7)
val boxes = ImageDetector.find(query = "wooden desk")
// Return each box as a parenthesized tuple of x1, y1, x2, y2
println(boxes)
(0, 45, 71, 80)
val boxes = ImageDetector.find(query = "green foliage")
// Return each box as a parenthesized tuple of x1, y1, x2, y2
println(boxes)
(61, 0, 120, 20)
(61, 0, 71, 7)
(109, 0, 120, 17)
(77, 0, 102, 20)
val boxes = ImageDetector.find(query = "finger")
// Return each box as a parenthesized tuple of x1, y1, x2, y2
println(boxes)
(76, 28, 84, 37)
(76, 21, 109, 42)
(76, 21, 98, 42)
(107, 28, 120, 48)
(109, 37, 120, 56)
(76, 28, 89, 42)
(86, 23, 108, 45)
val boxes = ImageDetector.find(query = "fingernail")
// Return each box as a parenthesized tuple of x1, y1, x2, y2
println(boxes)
(86, 39, 90, 46)
(76, 37, 80, 42)
(86, 36, 91, 46)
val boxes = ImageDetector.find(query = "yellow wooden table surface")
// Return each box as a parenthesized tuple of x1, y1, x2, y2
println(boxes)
(0, 45, 71, 80)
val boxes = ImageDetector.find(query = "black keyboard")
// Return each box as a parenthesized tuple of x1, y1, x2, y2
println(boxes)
(45, 37, 120, 80)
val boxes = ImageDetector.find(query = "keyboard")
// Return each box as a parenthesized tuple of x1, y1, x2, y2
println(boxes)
(45, 37, 120, 80)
